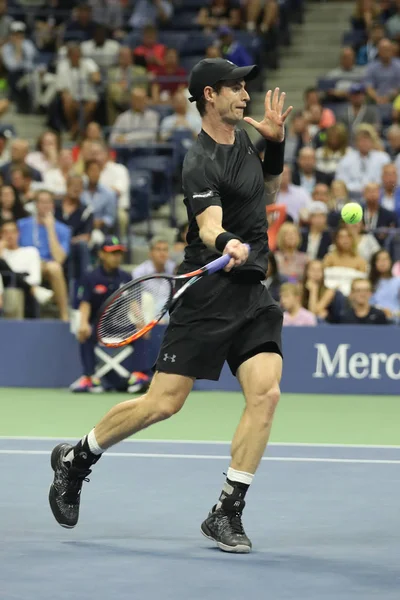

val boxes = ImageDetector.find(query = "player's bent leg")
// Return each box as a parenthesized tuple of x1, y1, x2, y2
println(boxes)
(49, 372, 194, 528)
(201, 352, 282, 553)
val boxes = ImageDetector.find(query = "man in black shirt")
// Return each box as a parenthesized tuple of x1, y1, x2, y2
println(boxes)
(48, 58, 292, 553)
(339, 278, 389, 324)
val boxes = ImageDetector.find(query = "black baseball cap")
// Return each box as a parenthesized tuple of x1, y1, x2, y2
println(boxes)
(188, 58, 259, 103)
(101, 236, 126, 253)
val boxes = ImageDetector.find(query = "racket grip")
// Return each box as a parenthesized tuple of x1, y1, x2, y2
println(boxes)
(206, 243, 251, 274)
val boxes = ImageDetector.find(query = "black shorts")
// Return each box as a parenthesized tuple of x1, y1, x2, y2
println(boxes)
(155, 272, 283, 381)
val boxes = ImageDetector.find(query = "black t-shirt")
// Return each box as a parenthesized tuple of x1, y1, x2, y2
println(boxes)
(55, 201, 94, 238)
(182, 128, 268, 279)
(339, 306, 389, 325)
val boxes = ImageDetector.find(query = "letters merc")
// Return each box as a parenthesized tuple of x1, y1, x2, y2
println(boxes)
(313, 343, 400, 380)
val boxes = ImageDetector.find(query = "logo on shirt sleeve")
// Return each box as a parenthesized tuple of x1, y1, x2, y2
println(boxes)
(192, 190, 214, 199)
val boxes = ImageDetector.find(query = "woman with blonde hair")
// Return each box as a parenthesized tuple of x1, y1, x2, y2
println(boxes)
(330, 179, 350, 211)
(315, 124, 349, 177)
(355, 123, 384, 151)
(275, 222, 308, 282)
(301, 259, 337, 320)
(323, 225, 368, 295)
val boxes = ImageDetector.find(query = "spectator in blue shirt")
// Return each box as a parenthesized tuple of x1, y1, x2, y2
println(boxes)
(81, 160, 117, 233)
(356, 23, 385, 66)
(1, 21, 36, 112)
(71, 236, 131, 393)
(218, 26, 253, 67)
(366, 38, 400, 107)
(18, 189, 71, 321)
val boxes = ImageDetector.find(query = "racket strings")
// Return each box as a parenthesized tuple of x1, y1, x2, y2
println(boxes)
(97, 277, 173, 345)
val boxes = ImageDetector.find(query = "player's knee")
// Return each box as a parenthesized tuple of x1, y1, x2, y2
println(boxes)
(46, 261, 62, 276)
(248, 384, 280, 426)
(147, 387, 186, 422)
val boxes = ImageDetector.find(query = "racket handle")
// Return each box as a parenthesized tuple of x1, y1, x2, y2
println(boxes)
(206, 243, 251, 274)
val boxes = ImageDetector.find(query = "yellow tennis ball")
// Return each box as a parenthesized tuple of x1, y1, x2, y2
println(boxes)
(341, 202, 363, 224)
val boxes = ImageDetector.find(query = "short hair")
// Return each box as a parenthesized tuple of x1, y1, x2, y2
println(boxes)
(149, 235, 169, 249)
(36, 189, 54, 202)
(196, 81, 224, 117)
(351, 278, 371, 292)
(280, 282, 301, 297)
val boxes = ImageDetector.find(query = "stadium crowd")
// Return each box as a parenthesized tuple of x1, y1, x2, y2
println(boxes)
(0, 0, 400, 362)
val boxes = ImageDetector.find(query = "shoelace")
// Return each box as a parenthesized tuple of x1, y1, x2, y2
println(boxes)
(219, 511, 245, 536)
(63, 467, 92, 505)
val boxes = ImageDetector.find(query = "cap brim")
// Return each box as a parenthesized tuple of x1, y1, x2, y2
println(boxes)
(188, 64, 259, 102)
(102, 245, 126, 252)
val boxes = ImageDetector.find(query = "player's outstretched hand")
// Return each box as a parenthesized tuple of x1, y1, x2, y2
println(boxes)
(244, 87, 293, 143)
(223, 239, 250, 272)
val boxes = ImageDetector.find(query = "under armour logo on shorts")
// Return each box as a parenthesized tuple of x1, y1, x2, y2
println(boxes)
(163, 353, 176, 362)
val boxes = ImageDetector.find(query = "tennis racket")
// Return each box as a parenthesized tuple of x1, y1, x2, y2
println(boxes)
(96, 245, 250, 348)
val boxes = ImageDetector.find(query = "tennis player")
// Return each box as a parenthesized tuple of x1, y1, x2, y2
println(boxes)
(49, 58, 292, 553)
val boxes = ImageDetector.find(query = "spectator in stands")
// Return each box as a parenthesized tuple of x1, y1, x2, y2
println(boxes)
(299, 202, 332, 260)
(276, 164, 311, 222)
(369, 248, 400, 316)
(283, 111, 310, 166)
(0, 185, 27, 225)
(356, 22, 385, 65)
(129, 0, 174, 30)
(170, 222, 189, 266)
(385, 0, 400, 40)
(335, 125, 390, 196)
(110, 88, 159, 146)
(281, 283, 317, 326)
(345, 219, 381, 262)
(323, 225, 368, 273)
(205, 45, 222, 59)
(0, 131, 11, 167)
(0, 0, 12, 45)
(18, 190, 70, 321)
(303, 87, 335, 131)
(26, 131, 60, 177)
(10, 166, 36, 209)
(330, 179, 351, 211)
(133, 236, 175, 280)
(218, 26, 253, 67)
(2, 21, 36, 112)
(307, 183, 341, 229)
(315, 124, 350, 178)
(337, 84, 380, 140)
(362, 181, 398, 246)
(366, 38, 400, 109)
(88, 0, 123, 35)
(262, 252, 288, 303)
(301, 260, 339, 322)
(64, 3, 97, 42)
(81, 24, 120, 70)
(351, 0, 381, 31)
(159, 91, 202, 141)
(275, 223, 308, 283)
(197, 0, 241, 31)
(55, 175, 92, 280)
(338, 278, 389, 324)
(91, 141, 130, 239)
(71, 236, 131, 393)
(245, 0, 279, 33)
(107, 46, 148, 125)
(43, 148, 74, 197)
(0, 139, 42, 184)
(56, 43, 101, 139)
(133, 25, 166, 73)
(151, 48, 187, 104)
(380, 163, 400, 217)
(82, 160, 117, 234)
(326, 47, 366, 100)
(0, 220, 54, 317)
(292, 147, 331, 193)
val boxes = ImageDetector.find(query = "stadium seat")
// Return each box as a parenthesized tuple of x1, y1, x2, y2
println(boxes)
(158, 32, 188, 53)
(317, 78, 339, 92)
(180, 32, 215, 56)
(164, 12, 200, 30)
(181, 55, 204, 73)
(151, 104, 174, 121)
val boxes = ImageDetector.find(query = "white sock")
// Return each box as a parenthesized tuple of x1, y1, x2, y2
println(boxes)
(87, 428, 104, 455)
(216, 468, 254, 508)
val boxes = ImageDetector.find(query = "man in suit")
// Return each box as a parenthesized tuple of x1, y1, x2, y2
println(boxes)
(362, 182, 398, 246)
(299, 201, 332, 260)
(292, 147, 332, 193)
(337, 84, 380, 143)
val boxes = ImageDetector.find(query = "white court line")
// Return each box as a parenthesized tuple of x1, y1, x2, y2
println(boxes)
(0, 436, 399, 450)
(1, 449, 400, 464)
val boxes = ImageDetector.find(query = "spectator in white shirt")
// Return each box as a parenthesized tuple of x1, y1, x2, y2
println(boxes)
(276, 164, 312, 222)
(81, 25, 120, 70)
(55, 43, 101, 139)
(110, 87, 159, 146)
(160, 91, 202, 141)
(43, 149, 74, 197)
(335, 125, 391, 198)
(91, 141, 130, 238)
(26, 130, 60, 177)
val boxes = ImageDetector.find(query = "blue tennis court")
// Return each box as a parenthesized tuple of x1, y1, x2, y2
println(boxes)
(1, 438, 399, 600)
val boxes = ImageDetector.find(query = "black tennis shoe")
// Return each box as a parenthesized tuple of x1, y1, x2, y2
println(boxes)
(48, 443, 92, 528)
(201, 496, 252, 553)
